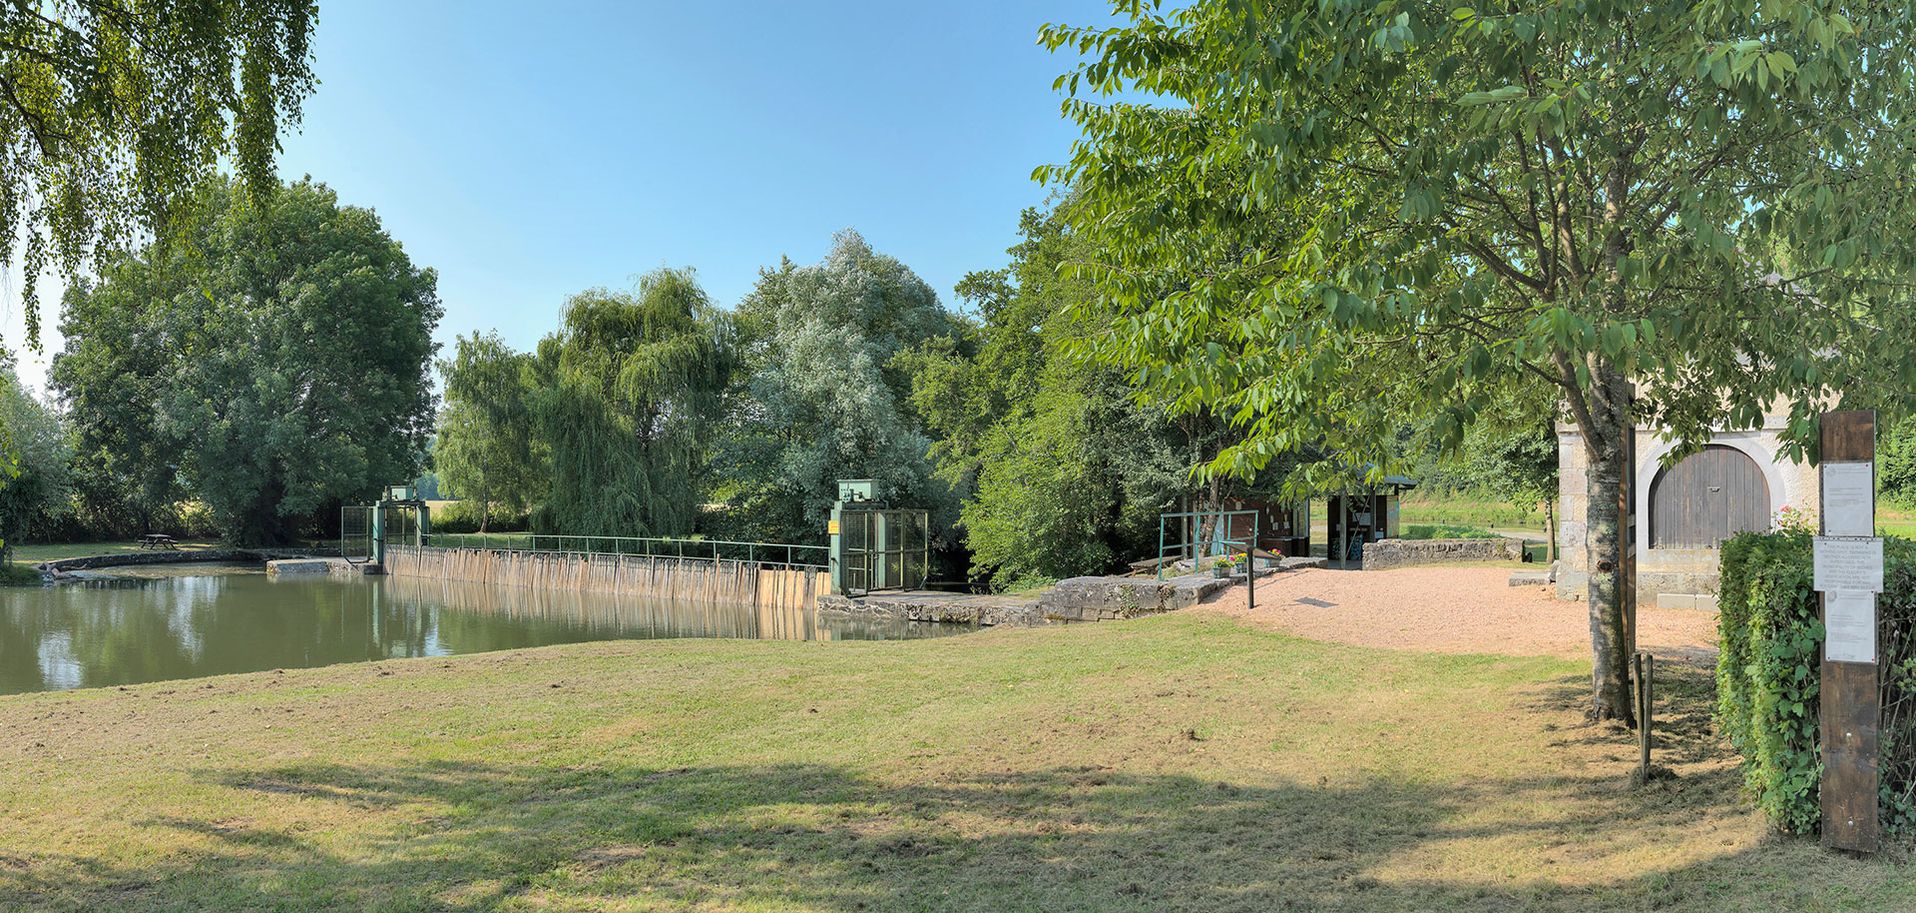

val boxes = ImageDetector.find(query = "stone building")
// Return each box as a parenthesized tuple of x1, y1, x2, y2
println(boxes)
(1556, 413, 1819, 610)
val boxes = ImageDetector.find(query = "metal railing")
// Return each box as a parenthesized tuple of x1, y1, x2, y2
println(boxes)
(1157, 508, 1261, 608)
(425, 532, 827, 569)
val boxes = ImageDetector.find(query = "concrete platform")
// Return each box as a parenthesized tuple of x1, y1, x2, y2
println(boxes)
(820, 561, 1300, 628)
(265, 557, 364, 579)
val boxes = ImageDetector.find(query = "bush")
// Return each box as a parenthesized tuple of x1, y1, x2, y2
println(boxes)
(429, 500, 530, 535)
(1716, 530, 1916, 837)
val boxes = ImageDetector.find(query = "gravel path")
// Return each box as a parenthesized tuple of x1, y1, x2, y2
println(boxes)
(1202, 566, 1719, 662)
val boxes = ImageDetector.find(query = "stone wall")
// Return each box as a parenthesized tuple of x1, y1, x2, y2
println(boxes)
(1362, 537, 1524, 570)
(1555, 410, 1818, 608)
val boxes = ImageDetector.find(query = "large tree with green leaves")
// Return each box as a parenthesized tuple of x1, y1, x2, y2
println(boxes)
(1045, 0, 1916, 720)
(0, 0, 316, 342)
(713, 231, 961, 545)
(527, 269, 731, 537)
(0, 361, 71, 556)
(55, 179, 441, 545)
(904, 207, 1216, 588)
(436, 332, 544, 532)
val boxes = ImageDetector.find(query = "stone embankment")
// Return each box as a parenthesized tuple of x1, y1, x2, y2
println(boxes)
(820, 556, 1325, 628)
(1361, 537, 1525, 570)
(37, 548, 334, 582)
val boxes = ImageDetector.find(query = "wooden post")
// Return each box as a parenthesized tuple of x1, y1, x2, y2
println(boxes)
(1818, 409, 1880, 854)
(1619, 404, 1637, 660)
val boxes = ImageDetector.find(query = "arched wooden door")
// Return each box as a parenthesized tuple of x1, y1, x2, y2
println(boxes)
(1648, 445, 1770, 548)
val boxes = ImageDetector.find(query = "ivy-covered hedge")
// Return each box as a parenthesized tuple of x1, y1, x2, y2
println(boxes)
(1716, 530, 1916, 837)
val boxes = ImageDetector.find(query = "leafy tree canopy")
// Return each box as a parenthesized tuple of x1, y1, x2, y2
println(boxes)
(904, 207, 1207, 588)
(713, 231, 961, 545)
(528, 268, 731, 537)
(1043, 0, 1916, 720)
(54, 178, 441, 545)
(436, 332, 544, 532)
(0, 360, 72, 555)
(0, 0, 316, 342)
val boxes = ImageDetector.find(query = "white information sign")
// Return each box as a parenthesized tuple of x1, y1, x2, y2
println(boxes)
(1815, 536, 1885, 593)
(1826, 590, 1878, 664)
(1823, 461, 1876, 537)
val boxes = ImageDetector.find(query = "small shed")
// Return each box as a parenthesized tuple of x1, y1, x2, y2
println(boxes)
(1326, 475, 1416, 567)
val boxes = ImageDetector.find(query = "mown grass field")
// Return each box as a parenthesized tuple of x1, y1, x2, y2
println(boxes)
(6, 540, 223, 564)
(0, 610, 1905, 912)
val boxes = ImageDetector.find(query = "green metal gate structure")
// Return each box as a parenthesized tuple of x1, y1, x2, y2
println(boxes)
(341, 493, 429, 566)
(836, 507, 930, 596)
(341, 506, 374, 563)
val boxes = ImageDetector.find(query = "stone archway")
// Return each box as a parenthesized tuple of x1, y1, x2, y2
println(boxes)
(1647, 444, 1771, 548)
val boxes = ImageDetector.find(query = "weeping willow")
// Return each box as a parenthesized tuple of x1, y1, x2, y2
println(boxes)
(531, 268, 731, 537)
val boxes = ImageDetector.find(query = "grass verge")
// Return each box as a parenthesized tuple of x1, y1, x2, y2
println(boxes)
(0, 612, 1905, 912)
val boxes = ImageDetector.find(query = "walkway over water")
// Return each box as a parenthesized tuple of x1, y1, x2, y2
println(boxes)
(424, 533, 826, 569)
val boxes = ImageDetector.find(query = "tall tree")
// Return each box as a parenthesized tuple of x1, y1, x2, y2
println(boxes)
(0, 361, 72, 556)
(55, 179, 441, 545)
(1045, 0, 1916, 720)
(713, 231, 960, 545)
(904, 207, 1202, 588)
(0, 0, 316, 342)
(528, 269, 730, 537)
(436, 332, 544, 532)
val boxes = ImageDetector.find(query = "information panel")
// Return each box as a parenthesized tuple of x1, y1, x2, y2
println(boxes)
(1823, 461, 1876, 537)
(1815, 536, 1885, 593)
(1826, 590, 1878, 664)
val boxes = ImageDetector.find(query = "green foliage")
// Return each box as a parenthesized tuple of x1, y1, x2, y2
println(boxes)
(1716, 531, 1916, 836)
(435, 332, 544, 532)
(54, 179, 441, 545)
(1042, 0, 1916, 483)
(712, 231, 959, 545)
(902, 208, 1206, 588)
(1043, 0, 1916, 718)
(0, 0, 317, 342)
(1880, 416, 1916, 508)
(528, 269, 730, 537)
(0, 363, 73, 554)
(430, 499, 530, 535)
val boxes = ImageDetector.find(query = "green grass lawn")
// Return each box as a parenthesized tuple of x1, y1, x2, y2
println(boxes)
(7, 540, 224, 563)
(0, 612, 1904, 912)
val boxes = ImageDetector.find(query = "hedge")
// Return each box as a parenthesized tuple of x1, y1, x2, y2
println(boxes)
(1715, 530, 1916, 837)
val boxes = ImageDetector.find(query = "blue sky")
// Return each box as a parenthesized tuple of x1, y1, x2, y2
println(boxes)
(283, 0, 1123, 358)
(4, 0, 1124, 389)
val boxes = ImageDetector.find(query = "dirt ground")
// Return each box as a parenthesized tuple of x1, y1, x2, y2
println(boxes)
(1203, 566, 1721, 663)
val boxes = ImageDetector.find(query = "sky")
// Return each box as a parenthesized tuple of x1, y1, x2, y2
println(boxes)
(0, 0, 1127, 393)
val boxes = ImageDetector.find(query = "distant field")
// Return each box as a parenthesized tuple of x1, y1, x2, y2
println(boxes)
(1396, 495, 1547, 536)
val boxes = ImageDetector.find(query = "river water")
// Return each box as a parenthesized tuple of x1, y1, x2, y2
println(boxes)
(0, 564, 964, 695)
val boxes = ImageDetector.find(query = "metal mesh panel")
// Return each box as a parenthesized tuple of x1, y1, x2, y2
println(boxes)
(839, 508, 929, 594)
(340, 506, 373, 562)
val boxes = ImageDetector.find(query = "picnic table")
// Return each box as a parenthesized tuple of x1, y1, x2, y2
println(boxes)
(138, 533, 178, 550)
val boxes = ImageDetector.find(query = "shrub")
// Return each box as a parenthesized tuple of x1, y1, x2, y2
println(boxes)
(1716, 530, 1916, 836)
(429, 500, 530, 535)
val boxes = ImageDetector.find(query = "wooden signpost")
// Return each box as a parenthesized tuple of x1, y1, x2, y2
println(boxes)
(1816, 410, 1880, 854)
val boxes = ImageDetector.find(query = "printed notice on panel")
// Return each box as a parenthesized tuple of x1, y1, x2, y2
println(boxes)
(1823, 461, 1875, 537)
(1826, 590, 1877, 664)
(1814, 536, 1885, 593)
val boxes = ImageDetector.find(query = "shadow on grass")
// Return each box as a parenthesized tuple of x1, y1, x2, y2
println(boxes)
(3, 751, 1875, 913)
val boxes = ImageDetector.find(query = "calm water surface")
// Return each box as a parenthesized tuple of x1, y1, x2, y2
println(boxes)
(0, 564, 966, 695)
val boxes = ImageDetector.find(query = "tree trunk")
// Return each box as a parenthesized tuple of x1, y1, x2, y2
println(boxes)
(1580, 370, 1636, 725)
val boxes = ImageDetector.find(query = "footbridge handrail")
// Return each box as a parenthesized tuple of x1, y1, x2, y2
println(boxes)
(425, 533, 827, 570)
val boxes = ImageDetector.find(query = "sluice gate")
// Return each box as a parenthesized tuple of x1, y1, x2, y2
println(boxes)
(383, 545, 828, 614)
